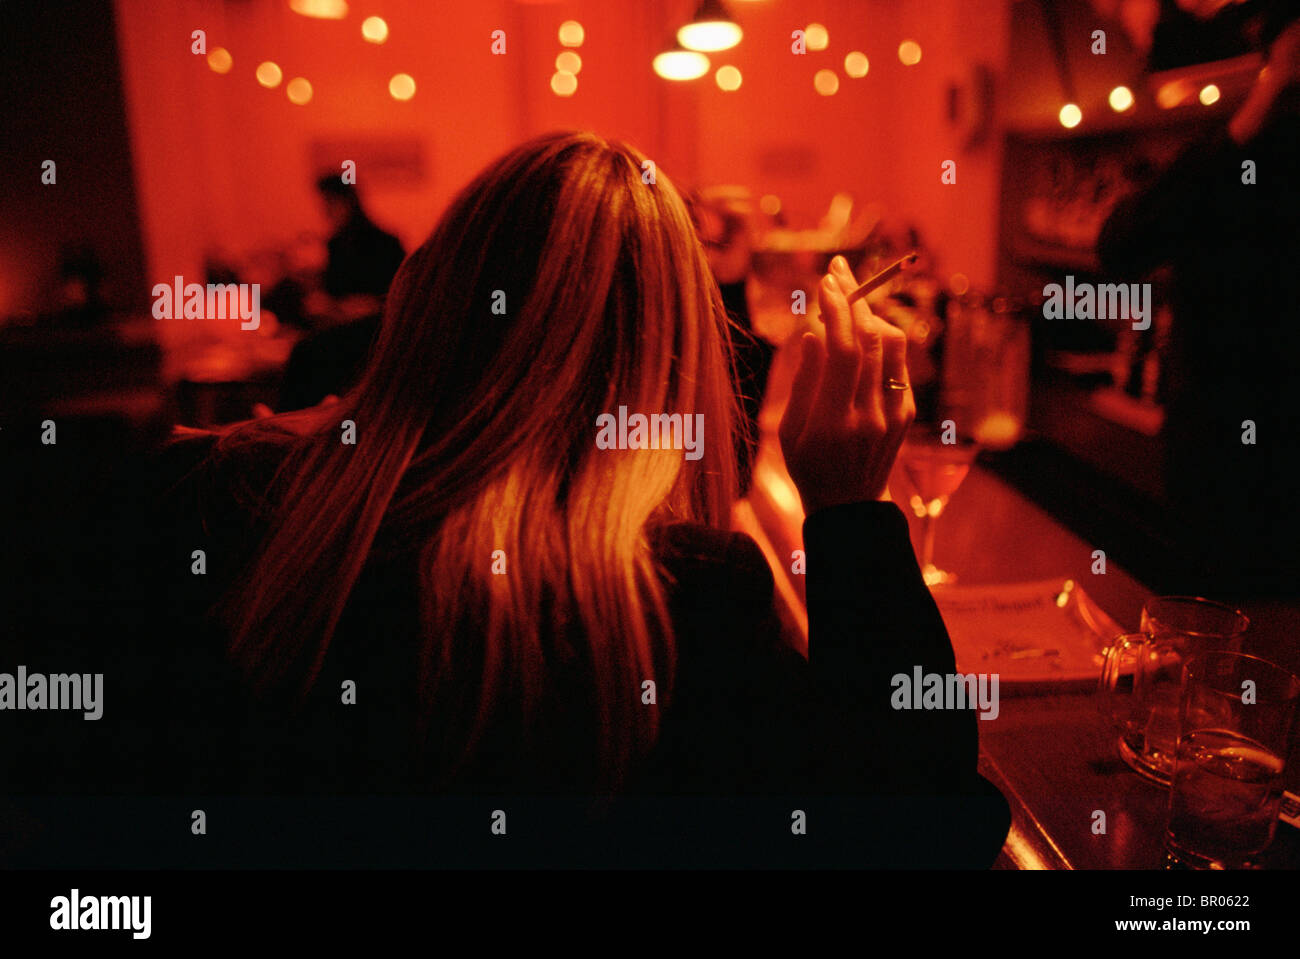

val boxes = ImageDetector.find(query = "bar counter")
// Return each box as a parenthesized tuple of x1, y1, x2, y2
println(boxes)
(741, 337, 1300, 870)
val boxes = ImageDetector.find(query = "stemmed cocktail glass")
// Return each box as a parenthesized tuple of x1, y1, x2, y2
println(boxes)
(898, 424, 979, 586)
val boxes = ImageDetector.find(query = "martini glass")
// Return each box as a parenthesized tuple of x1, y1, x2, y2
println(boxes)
(899, 425, 979, 586)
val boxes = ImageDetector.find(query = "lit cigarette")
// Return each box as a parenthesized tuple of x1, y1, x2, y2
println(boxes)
(845, 252, 918, 304)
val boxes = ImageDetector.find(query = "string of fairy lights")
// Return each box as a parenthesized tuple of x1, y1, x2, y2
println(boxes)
(199, 0, 918, 105)
(653, 4, 918, 97)
(203, 3, 414, 105)
(201, 0, 1230, 126)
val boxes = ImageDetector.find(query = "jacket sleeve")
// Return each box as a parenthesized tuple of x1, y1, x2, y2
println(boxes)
(799, 500, 1010, 866)
(803, 500, 973, 790)
(640, 505, 1009, 867)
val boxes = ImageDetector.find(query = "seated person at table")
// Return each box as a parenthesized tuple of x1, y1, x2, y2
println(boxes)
(317, 174, 406, 300)
(277, 177, 407, 410)
(147, 132, 1009, 866)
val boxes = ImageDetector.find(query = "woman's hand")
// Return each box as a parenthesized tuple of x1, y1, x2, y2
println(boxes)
(1264, 19, 1300, 94)
(779, 255, 915, 515)
(1231, 19, 1300, 144)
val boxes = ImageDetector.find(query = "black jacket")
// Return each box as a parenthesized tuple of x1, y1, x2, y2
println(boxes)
(2, 434, 1009, 868)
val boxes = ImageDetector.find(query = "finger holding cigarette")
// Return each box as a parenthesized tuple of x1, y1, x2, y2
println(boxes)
(845, 252, 918, 305)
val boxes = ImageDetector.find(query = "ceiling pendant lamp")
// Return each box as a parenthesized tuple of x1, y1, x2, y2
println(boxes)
(654, 37, 710, 81)
(288, 0, 348, 20)
(677, 0, 742, 53)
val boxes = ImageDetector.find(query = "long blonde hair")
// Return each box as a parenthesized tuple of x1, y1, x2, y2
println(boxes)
(216, 131, 742, 793)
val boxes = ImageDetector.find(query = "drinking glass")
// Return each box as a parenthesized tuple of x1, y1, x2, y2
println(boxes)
(1165, 651, 1300, 869)
(898, 425, 978, 586)
(1099, 596, 1249, 784)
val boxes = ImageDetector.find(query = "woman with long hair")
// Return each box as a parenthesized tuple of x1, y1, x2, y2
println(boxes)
(147, 131, 1008, 866)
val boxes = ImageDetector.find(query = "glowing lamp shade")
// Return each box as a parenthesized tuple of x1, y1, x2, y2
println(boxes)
(559, 20, 585, 47)
(1059, 103, 1082, 128)
(1199, 83, 1220, 105)
(1157, 79, 1194, 108)
(389, 73, 416, 101)
(551, 71, 578, 97)
(286, 77, 313, 105)
(678, 21, 742, 52)
(898, 41, 922, 66)
(844, 51, 869, 78)
(207, 47, 233, 74)
(715, 64, 742, 91)
(362, 17, 389, 44)
(678, 0, 742, 52)
(1109, 85, 1133, 112)
(654, 47, 710, 81)
(805, 23, 829, 51)
(256, 61, 283, 88)
(289, 0, 348, 19)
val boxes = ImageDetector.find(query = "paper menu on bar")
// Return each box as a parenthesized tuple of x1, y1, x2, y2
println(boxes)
(929, 578, 1124, 688)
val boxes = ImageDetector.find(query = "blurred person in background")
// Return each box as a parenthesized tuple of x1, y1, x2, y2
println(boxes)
(1098, 12, 1300, 596)
(689, 186, 774, 494)
(275, 177, 407, 411)
(316, 174, 406, 302)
